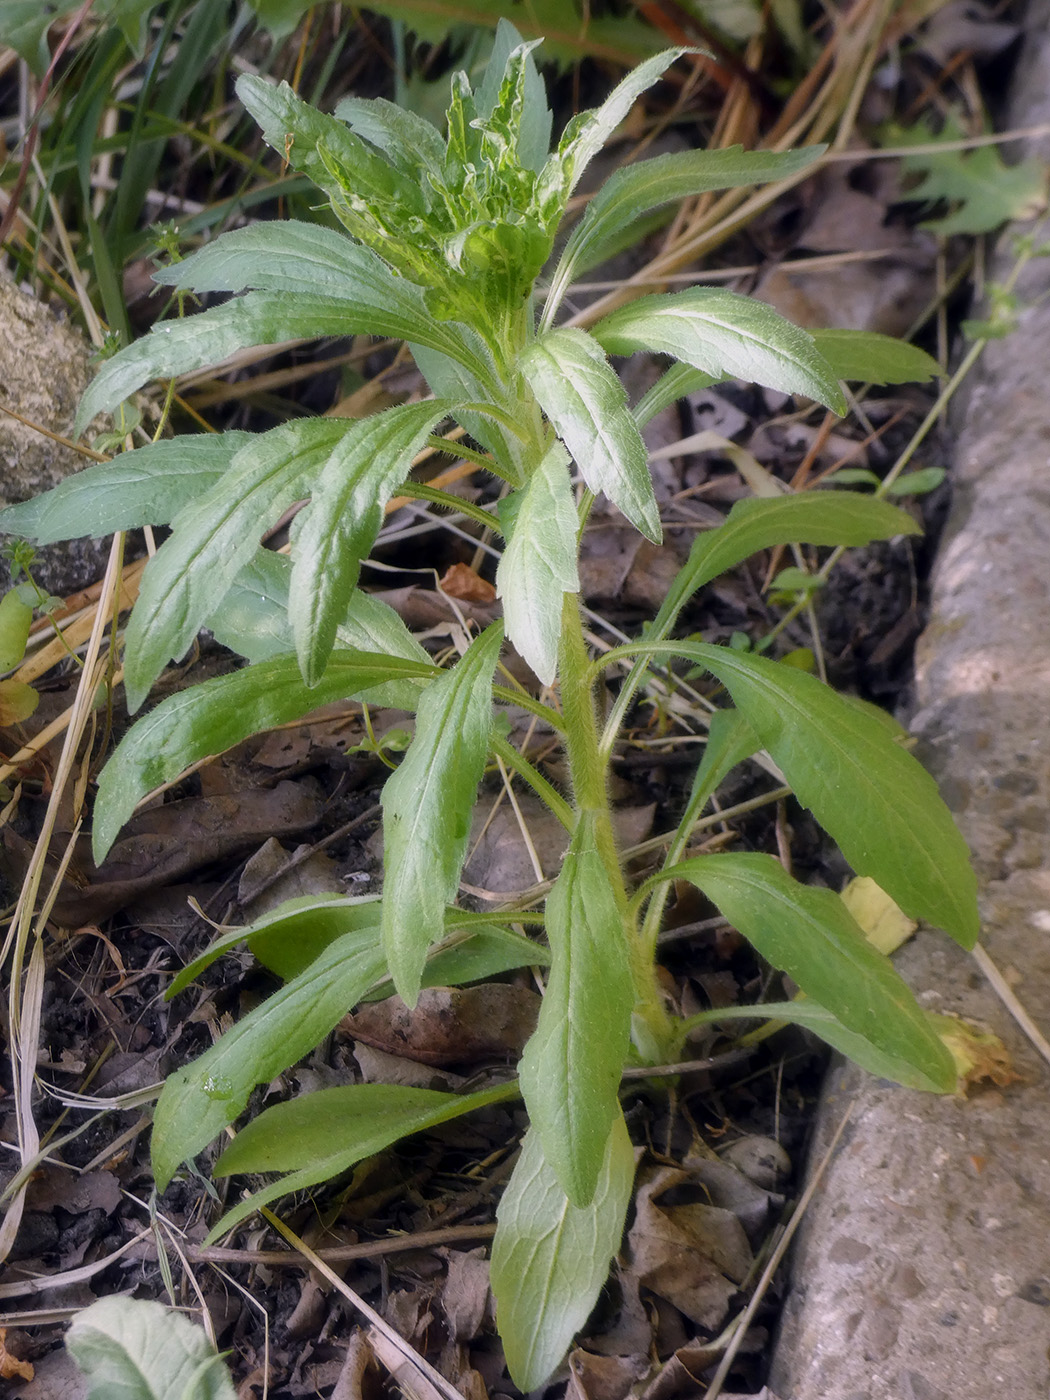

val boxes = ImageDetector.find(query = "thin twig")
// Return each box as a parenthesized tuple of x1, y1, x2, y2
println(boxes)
(260, 1207, 470, 1400)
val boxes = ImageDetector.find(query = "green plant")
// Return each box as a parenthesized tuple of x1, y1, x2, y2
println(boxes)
(1, 28, 978, 1385)
(67, 1296, 236, 1400)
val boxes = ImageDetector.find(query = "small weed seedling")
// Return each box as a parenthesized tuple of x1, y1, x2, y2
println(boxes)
(2, 29, 979, 1384)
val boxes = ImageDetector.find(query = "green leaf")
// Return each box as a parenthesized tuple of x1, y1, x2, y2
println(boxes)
(496, 441, 579, 685)
(381, 623, 504, 1004)
(553, 49, 687, 199)
(808, 329, 942, 385)
(290, 402, 450, 685)
(601, 491, 922, 755)
(632, 362, 720, 429)
(592, 287, 847, 413)
(690, 999, 953, 1092)
(153, 219, 411, 302)
(521, 328, 659, 541)
(236, 73, 426, 219)
(552, 145, 823, 303)
(518, 811, 634, 1206)
(93, 651, 436, 862)
(491, 1115, 635, 1391)
(673, 645, 980, 946)
(0, 433, 254, 545)
(207, 1081, 516, 1241)
(334, 95, 448, 180)
(475, 18, 552, 172)
(654, 491, 920, 634)
(67, 1296, 237, 1400)
(75, 290, 492, 435)
(420, 921, 549, 987)
(887, 467, 947, 497)
(210, 551, 431, 707)
(411, 342, 524, 478)
(682, 708, 760, 823)
(121, 419, 352, 711)
(672, 852, 956, 1090)
(821, 467, 880, 489)
(151, 924, 389, 1190)
(168, 895, 381, 994)
(889, 115, 1048, 235)
(0, 589, 33, 671)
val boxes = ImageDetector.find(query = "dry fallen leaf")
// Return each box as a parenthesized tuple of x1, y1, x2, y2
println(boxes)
(627, 1165, 753, 1329)
(931, 1013, 1020, 1092)
(344, 984, 540, 1067)
(0, 1328, 33, 1382)
(440, 563, 497, 603)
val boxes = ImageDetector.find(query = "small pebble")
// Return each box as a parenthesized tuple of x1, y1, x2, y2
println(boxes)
(721, 1135, 791, 1188)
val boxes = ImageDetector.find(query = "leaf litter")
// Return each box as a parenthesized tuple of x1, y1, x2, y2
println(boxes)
(0, 3, 1032, 1396)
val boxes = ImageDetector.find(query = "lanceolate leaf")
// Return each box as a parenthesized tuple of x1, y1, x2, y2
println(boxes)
(497, 441, 579, 685)
(552, 145, 824, 305)
(0, 432, 253, 544)
(672, 645, 980, 946)
(337, 96, 446, 181)
(671, 852, 956, 1090)
(168, 894, 381, 994)
(151, 925, 389, 1190)
(491, 1116, 635, 1391)
(552, 48, 686, 199)
(207, 1082, 517, 1240)
(289, 402, 451, 685)
(236, 74, 426, 219)
(687, 999, 954, 1092)
(592, 287, 847, 413)
(632, 363, 720, 429)
(474, 18, 552, 172)
(210, 550, 432, 708)
(75, 290, 492, 433)
(93, 651, 437, 862)
(381, 623, 504, 1004)
(153, 219, 429, 302)
(681, 707, 760, 826)
(808, 329, 942, 385)
(121, 419, 352, 711)
(520, 327, 659, 540)
(652, 492, 920, 637)
(517, 811, 634, 1206)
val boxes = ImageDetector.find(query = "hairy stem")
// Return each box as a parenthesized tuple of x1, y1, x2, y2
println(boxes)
(558, 594, 675, 1061)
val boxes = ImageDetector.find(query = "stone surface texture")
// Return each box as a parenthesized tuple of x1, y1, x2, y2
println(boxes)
(770, 6, 1050, 1397)
(0, 273, 111, 594)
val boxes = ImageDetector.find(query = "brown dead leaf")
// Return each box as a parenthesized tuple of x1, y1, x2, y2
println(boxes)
(344, 984, 540, 1067)
(568, 1349, 649, 1400)
(0, 1329, 33, 1382)
(440, 1248, 491, 1343)
(440, 563, 496, 603)
(237, 837, 343, 911)
(932, 1013, 1021, 1092)
(46, 779, 324, 924)
(684, 1155, 782, 1245)
(627, 1166, 753, 1329)
(463, 794, 654, 897)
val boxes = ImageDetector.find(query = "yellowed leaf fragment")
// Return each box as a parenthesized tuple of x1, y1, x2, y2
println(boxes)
(840, 874, 917, 955)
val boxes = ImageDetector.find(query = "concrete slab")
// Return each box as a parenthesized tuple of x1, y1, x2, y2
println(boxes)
(769, 7, 1050, 1397)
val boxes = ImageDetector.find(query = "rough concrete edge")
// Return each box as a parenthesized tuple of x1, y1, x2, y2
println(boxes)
(768, 6, 1050, 1398)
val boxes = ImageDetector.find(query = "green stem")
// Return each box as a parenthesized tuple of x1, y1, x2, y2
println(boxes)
(558, 595, 675, 1060)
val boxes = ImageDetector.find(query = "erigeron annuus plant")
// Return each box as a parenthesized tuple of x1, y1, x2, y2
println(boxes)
(2, 28, 979, 1384)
